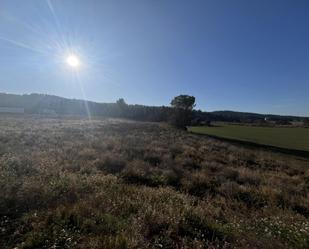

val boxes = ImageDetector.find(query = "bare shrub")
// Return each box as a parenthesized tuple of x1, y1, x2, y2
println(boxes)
(95, 156, 126, 174)
(237, 168, 262, 186)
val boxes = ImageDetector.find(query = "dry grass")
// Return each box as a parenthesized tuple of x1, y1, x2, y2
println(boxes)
(0, 114, 308, 248)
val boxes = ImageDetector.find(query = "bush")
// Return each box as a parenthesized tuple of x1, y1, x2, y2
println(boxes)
(182, 172, 214, 197)
(178, 210, 234, 243)
(236, 190, 267, 208)
(95, 156, 126, 174)
(0, 155, 36, 177)
(121, 160, 167, 187)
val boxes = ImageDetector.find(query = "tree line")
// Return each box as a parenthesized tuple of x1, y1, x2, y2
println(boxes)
(0, 93, 306, 128)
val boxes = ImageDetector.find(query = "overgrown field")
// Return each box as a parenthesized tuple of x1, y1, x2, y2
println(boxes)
(0, 115, 308, 249)
(189, 124, 309, 152)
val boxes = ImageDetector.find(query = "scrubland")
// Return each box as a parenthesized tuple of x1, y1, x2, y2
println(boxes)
(0, 115, 308, 249)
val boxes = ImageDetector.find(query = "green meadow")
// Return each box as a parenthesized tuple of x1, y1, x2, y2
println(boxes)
(189, 124, 309, 152)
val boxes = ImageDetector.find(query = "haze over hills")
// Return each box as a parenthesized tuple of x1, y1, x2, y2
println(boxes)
(0, 92, 307, 122)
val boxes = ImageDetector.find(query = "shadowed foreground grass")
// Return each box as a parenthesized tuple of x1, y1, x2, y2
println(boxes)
(0, 115, 308, 248)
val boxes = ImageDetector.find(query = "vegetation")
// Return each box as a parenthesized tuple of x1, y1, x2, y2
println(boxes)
(0, 115, 308, 249)
(1, 93, 307, 124)
(189, 124, 309, 152)
(207, 110, 305, 123)
(169, 95, 196, 129)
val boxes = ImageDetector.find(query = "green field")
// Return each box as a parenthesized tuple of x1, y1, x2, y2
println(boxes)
(189, 124, 309, 152)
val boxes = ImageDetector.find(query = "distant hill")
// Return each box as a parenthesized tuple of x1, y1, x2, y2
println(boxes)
(0, 92, 307, 122)
(206, 110, 305, 122)
(0, 93, 171, 122)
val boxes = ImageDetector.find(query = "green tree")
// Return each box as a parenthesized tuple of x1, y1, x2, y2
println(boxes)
(170, 95, 196, 110)
(116, 98, 128, 117)
(116, 98, 127, 107)
(169, 95, 196, 129)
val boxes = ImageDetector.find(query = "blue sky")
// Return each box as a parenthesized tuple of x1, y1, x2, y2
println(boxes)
(0, 0, 308, 116)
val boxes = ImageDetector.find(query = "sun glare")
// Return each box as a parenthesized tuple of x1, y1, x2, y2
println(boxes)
(66, 54, 80, 68)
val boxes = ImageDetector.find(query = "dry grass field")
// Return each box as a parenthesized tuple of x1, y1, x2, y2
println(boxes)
(0, 115, 308, 249)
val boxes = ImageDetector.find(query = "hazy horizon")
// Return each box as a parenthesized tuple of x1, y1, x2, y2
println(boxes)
(1, 0, 309, 116)
(2, 91, 309, 118)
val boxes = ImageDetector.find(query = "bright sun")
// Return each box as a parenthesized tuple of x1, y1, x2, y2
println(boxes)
(66, 54, 80, 68)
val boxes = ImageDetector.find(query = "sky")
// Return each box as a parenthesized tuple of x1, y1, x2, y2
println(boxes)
(0, 0, 308, 116)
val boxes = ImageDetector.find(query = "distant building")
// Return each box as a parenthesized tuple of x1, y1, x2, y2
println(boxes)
(0, 107, 24, 114)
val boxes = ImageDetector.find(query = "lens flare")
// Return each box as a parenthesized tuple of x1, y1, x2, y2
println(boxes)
(66, 54, 80, 67)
